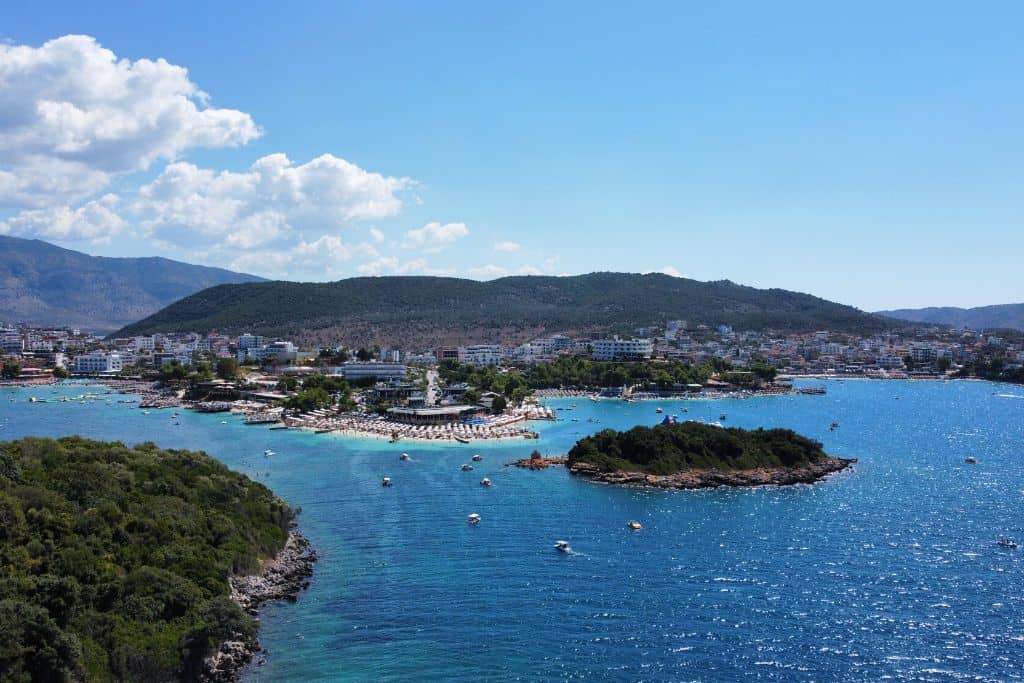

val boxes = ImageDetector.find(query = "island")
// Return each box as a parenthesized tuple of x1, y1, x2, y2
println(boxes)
(566, 422, 854, 489)
(0, 436, 315, 682)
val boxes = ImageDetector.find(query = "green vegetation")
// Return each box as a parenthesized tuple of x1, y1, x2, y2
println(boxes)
(215, 358, 240, 380)
(959, 357, 1024, 385)
(1, 362, 20, 380)
(0, 437, 293, 681)
(438, 362, 530, 402)
(113, 273, 890, 344)
(567, 422, 829, 476)
(518, 357, 715, 390)
(52, 366, 70, 379)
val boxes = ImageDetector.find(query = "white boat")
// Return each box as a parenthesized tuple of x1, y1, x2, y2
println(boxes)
(382, 477, 392, 487)
(400, 453, 410, 461)
(264, 449, 275, 457)
(472, 454, 483, 462)
(480, 478, 492, 487)
(997, 537, 1018, 548)
(467, 513, 480, 525)
(627, 520, 642, 530)
(461, 464, 474, 471)
(554, 540, 572, 553)
(965, 456, 977, 464)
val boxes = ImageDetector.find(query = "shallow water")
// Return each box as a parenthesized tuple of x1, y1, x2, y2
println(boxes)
(2, 379, 1023, 681)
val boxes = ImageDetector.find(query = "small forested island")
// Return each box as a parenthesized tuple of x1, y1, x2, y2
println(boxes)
(566, 422, 854, 489)
(0, 437, 314, 682)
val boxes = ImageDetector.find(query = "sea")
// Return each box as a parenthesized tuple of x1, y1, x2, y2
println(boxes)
(2, 379, 1023, 681)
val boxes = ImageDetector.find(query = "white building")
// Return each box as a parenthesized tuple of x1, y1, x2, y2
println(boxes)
(461, 344, 501, 367)
(0, 329, 23, 354)
(334, 362, 408, 382)
(238, 333, 265, 351)
(591, 337, 653, 361)
(74, 352, 125, 374)
(133, 336, 155, 352)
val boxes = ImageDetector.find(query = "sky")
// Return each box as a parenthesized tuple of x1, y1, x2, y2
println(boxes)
(1, 1, 1022, 311)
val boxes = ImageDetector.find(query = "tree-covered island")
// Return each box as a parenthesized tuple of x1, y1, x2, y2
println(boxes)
(0, 437, 314, 682)
(566, 422, 854, 488)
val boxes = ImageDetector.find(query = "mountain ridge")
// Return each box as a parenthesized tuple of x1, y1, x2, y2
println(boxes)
(0, 235, 265, 331)
(114, 272, 892, 346)
(876, 303, 1024, 331)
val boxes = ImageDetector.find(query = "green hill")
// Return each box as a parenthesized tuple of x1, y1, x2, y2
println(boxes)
(876, 303, 1024, 331)
(0, 236, 264, 332)
(114, 272, 889, 345)
(0, 437, 293, 681)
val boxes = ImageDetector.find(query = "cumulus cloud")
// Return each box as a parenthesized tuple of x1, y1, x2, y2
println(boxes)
(368, 227, 385, 243)
(131, 153, 411, 248)
(0, 35, 260, 208)
(404, 221, 468, 247)
(357, 256, 453, 276)
(493, 240, 521, 252)
(0, 193, 125, 243)
(650, 266, 689, 278)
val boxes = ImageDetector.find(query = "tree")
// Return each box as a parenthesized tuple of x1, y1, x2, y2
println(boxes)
(356, 348, 373, 361)
(215, 357, 240, 380)
(52, 367, 70, 379)
(903, 355, 915, 371)
(936, 356, 952, 372)
(286, 388, 332, 413)
(1, 362, 20, 380)
(158, 360, 187, 382)
(491, 395, 507, 414)
(462, 389, 480, 405)
(276, 375, 298, 392)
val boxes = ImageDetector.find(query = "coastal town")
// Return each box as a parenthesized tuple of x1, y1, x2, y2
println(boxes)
(3, 318, 1022, 442)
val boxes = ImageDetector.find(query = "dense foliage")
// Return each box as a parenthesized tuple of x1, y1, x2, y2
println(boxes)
(0, 437, 293, 681)
(567, 422, 829, 475)
(518, 357, 716, 390)
(113, 273, 890, 344)
(959, 358, 1024, 385)
(438, 362, 530, 403)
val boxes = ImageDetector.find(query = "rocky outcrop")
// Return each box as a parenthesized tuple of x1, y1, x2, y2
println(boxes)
(200, 529, 317, 682)
(509, 455, 568, 469)
(567, 457, 856, 489)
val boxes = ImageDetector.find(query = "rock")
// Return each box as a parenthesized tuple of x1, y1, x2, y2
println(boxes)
(567, 457, 856, 490)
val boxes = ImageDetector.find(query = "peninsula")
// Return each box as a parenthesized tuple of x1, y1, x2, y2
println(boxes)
(566, 422, 854, 489)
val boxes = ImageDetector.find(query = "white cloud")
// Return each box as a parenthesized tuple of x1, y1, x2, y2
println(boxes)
(649, 266, 689, 278)
(493, 240, 521, 252)
(0, 35, 260, 208)
(404, 221, 468, 247)
(468, 264, 509, 279)
(368, 227, 385, 243)
(0, 193, 125, 243)
(357, 256, 453, 276)
(132, 153, 411, 248)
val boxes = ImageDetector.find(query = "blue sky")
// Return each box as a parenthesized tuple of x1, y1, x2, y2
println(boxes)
(2, 1, 1022, 310)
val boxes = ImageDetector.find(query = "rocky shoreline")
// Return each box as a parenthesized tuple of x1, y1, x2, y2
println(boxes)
(200, 529, 317, 682)
(567, 456, 856, 489)
(509, 455, 568, 469)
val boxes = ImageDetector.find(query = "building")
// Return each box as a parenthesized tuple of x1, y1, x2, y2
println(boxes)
(0, 329, 23, 354)
(238, 333, 265, 351)
(386, 405, 480, 425)
(74, 352, 125, 374)
(591, 337, 653, 361)
(436, 347, 462, 363)
(334, 362, 408, 382)
(461, 344, 501, 367)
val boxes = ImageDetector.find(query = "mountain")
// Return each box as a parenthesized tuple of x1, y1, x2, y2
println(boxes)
(0, 236, 265, 332)
(114, 272, 891, 346)
(876, 304, 1024, 331)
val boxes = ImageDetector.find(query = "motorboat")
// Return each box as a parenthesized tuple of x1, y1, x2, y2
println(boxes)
(627, 520, 642, 530)
(264, 449, 274, 457)
(480, 478, 492, 487)
(461, 464, 474, 471)
(554, 540, 572, 553)
(400, 453, 410, 461)
(382, 477, 392, 487)
(454, 435, 470, 444)
(467, 513, 480, 525)
(655, 407, 663, 414)
(830, 422, 839, 430)
(472, 454, 483, 462)
(719, 414, 727, 421)
(997, 537, 1018, 548)
(965, 456, 977, 464)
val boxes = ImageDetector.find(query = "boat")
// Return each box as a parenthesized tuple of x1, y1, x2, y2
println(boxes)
(461, 464, 474, 471)
(472, 454, 483, 462)
(382, 477, 392, 487)
(220, 420, 228, 424)
(553, 540, 572, 553)
(997, 537, 1018, 549)
(830, 421, 840, 430)
(627, 520, 642, 530)
(454, 435, 470, 444)
(480, 478, 492, 487)
(400, 453, 410, 461)
(719, 414, 727, 421)
(264, 449, 275, 457)
(245, 413, 280, 425)
(655, 407, 663, 414)
(965, 456, 977, 464)
(467, 513, 480, 525)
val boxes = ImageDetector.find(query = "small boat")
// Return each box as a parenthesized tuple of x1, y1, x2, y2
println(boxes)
(382, 477, 392, 487)
(220, 420, 228, 424)
(480, 478, 492, 487)
(141, 410, 149, 415)
(472, 454, 483, 462)
(467, 513, 480, 525)
(627, 520, 642, 530)
(997, 537, 1018, 549)
(655, 407, 663, 414)
(719, 414, 727, 421)
(461, 464, 474, 471)
(830, 422, 840, 430)
(965, 456, 977, 464)
(264, 449, 274, 457)
(400, 453, 410, 461)
(454, 435, 470, 444)
(553, 540, 572, 553)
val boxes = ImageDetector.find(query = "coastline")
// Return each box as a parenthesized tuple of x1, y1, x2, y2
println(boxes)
(567, 456, 856, 489)
(201, 529, 317, 683)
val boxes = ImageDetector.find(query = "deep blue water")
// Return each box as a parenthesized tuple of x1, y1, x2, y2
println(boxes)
(3, 380, 1024, 681)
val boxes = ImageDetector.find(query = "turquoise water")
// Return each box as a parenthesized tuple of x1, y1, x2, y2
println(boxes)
(3, 380, 1024, 681)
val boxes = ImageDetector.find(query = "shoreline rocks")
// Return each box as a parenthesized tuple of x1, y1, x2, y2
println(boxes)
(200, 529, 317, 682)
(509, 455, 568, 469)
(567, 456, 856, 489)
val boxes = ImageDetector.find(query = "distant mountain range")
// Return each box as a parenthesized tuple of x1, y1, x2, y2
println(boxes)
(115, 272, 892, 346)
(876, 304, 1024, 331)
(0, 236, 264, 332)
